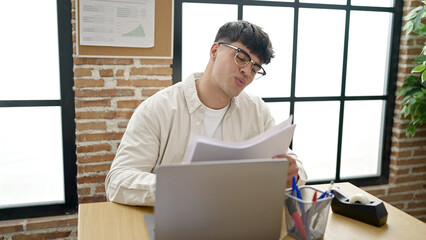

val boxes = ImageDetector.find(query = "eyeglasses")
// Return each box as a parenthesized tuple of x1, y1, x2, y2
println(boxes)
(218, 42, 266, 79)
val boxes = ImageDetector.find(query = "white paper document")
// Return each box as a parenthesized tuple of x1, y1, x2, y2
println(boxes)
(183, 116, 296, 163)
(79, 0, 155, 48)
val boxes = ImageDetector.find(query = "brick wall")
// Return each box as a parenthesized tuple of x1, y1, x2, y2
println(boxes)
(74, 57, 173, 204)
(1, 0, 425, 239)
(361, 0, 426, 222)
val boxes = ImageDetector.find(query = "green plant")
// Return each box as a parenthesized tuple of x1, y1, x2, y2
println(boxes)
(398, 1, 426, 137)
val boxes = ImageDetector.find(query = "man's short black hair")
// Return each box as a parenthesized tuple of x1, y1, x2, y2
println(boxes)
(214, 20, 275, 64)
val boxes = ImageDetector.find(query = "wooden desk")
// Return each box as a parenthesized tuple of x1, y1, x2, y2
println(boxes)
(78, 183, 426, 240)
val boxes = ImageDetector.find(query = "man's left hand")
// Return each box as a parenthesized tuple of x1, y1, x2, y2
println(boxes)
(273, 154, 299, 188)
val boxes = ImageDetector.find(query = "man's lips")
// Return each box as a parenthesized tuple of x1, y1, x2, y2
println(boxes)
(235, 77, 246, 87)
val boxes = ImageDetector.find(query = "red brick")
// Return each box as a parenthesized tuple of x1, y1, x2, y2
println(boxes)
(388, 183, 425, 194)
(74, 79, 104, 88)
(391, 150, 412, 158)
(0, 223, 24, 234)
(77, 143, 111, 153)
(116, 79, 172, 87)
(117, 100, 142, 108)
(389, 174, 425, 184)
(116, 69, 125, 76)
(118, 121, 129, 128)
(79, 195, 107, 204)
(96, 185, 106, 193)
(381, 193, 414, 202)
(12, 231, 72, 240)
(77, 154, 115, 164)
(100, 69, 114, 77)
(408, 201, 426, 209)
(142, 88, 161, 97)
(416, 192, 426, 200)
(76, 111, 133, 120)
(76, 132, 123, 142)
(74, 58, 133, 65)
(130, 67, 172, 75)
(362, 188, 386, 197)
(390, 167, 410, 175)
(76, 121, 107, 131)
(413, 165, 426, 173)
(74, 89, 134, 97)
(139, 59, 173, 65)
(74, 68, 93, 77)
(26, 215, 77, 230)
(393, 139, 426, 148)
(78, 187, 91, 195)
(75, 99, 111, 108)
(77, 175, 106, 184)
(391, 158, 426, 166)
(78, 163, 111, 173)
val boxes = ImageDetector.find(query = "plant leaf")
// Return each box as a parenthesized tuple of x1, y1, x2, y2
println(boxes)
(412, 64, 426, 73)
(414, 54, 426, 63)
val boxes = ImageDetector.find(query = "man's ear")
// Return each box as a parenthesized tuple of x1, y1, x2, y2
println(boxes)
(210, 42, 220, 58)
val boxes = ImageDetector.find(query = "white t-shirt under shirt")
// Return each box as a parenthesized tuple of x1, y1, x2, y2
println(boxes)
(200, 104, 229, 140)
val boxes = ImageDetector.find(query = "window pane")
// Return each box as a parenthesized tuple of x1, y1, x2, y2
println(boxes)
(244, 6, 294, 98)
(267, 102, 290, 124)
(0, 107, 64, 208)
(292, 101, 340, 181)
(296, 8, 346, 97)
(182, 3, 237, 80)
(351, 0, 394, 7)
(254, 0, 294, 2)
(0, 1, 60, 100)
(345, 11, 392, 96)
(300, 0, 346, 5)
(340, 100, 384, 178)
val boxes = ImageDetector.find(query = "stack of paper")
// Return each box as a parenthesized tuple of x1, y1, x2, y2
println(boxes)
(183, 116, 296, 163)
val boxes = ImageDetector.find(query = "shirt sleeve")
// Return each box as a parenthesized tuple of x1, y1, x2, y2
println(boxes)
(260, 100, 308, 185)
(105, 103, 160, 206)
(287, 148, 308, 185)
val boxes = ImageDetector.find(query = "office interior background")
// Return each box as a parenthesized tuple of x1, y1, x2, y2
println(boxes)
(0, 0, 424, 239)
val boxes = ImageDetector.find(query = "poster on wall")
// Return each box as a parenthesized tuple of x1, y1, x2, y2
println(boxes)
(79, 0, 155, 48)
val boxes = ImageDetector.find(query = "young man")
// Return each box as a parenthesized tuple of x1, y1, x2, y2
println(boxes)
(105, 20, 307, 206)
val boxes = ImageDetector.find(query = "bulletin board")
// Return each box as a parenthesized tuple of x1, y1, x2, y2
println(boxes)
(76, 0, 174, 59)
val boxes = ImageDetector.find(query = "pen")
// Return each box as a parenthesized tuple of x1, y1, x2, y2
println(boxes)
(292, 176, 305, 212)
(318, 181, 334, 200)
(312, 190, 318, 202)
(285, 198, 308, 239)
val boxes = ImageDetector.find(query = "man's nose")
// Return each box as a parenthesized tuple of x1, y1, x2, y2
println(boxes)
(239, 63, 253, 78)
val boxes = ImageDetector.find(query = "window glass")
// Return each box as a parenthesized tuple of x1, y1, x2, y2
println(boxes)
(345, 11, 392, 96)
(340, 100, 384, 178)
(182, 3, 237, 80)
(296, 8, 346, 97)
(0, 1, 60, 100)
(292, 101, 340, 181)
(351, 0, 394, 7)
(254, 0, 295, 2)
(267, 102, 291, 124)
(0, 107, 64, 209)
(243, 6, 294, 98)
(300, 0, 346, 5)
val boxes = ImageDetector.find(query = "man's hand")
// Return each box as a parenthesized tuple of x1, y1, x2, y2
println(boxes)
(273, 154, 299, 188)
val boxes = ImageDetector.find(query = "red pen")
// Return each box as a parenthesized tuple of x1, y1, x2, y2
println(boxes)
(285, 198, 308, 239)
(312, 190, 318, 202)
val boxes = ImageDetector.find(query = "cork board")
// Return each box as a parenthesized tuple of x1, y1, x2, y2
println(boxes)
(76, 0, 174, 59)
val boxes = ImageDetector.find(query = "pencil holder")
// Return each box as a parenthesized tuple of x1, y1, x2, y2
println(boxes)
(284, 186, 334, 240)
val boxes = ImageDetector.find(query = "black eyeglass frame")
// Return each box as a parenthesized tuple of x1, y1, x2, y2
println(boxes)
(218, 42, 266, 79)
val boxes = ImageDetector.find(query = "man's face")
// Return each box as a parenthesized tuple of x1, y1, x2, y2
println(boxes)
(210, 41, 262, 99)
